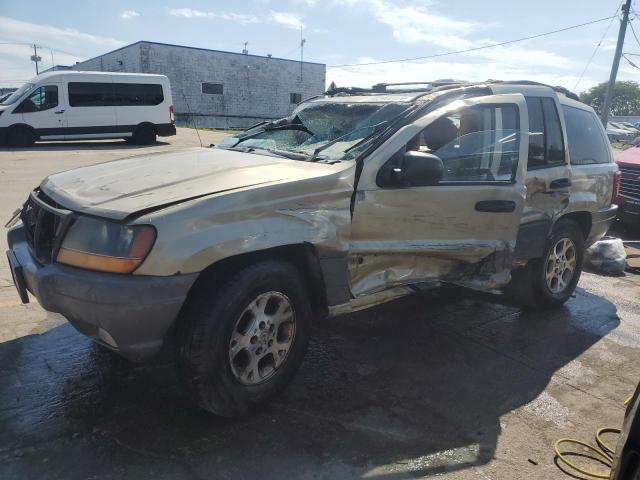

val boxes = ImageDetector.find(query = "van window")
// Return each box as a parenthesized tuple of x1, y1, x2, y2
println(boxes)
(525, 96, 566, 169)
(16, 85, 58, 113)
(406, 104, 520, 183)
(113, 83, 163, 106)
(68, 82, 114, 107)
(563, 106, 611, 165)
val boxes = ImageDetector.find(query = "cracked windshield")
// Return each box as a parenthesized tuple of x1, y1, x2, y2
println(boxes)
(219, 101, 410, 160)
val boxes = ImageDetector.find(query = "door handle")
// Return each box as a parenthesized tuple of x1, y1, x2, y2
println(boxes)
(475, 200, 516, 213)
(54, 109, 65, 114)
(549, 178, 571, 189)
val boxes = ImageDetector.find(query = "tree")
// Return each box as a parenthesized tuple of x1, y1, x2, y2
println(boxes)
(580, 81, 640, 116)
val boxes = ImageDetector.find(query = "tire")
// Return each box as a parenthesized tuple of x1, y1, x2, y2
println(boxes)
(529, 219, 585, 308)
(8, 127, 35, 147)
(176, 260, 312, 417)
(133, 125, 156, 145)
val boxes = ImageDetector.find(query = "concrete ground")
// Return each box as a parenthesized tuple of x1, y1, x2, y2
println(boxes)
(1, 129, 640, 479)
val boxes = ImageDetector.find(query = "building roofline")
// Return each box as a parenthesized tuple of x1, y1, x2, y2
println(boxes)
(76, 40, 326, 67)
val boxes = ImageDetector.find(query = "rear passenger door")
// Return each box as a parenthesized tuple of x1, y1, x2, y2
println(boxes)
(65, 81, 117, 138)
(516, 96, 571, 260)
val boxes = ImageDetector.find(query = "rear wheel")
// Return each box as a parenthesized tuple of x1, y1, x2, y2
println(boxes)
(133, 125, 156, 145)
(530, 219, 584, 308)
(176, 260, 312, 416)
(8, 127, 35, 147)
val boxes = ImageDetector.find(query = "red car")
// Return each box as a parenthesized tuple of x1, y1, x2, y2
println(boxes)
(615, 146, 640, 226)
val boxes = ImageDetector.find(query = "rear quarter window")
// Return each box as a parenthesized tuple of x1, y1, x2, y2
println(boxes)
(562, 105, 611, 165)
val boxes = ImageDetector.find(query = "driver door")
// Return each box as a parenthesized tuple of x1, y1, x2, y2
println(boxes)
(14, 84, 66, 139)
(349, 94, 529, 297)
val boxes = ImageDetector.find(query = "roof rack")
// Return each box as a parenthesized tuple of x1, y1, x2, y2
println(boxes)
(325, 79, 581, 102)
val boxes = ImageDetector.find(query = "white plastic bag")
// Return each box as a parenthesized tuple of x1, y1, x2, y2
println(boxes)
(584, 237, 627, 275)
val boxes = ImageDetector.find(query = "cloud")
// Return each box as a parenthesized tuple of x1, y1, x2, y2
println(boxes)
(168, 8, 258, 24)
(0, 16, 125, 86)
(335, 0, 576, 73)
(269, 11, 306, 30)
(120, 10, 140, 19)
(326, 57, 614, 95)
(343, 0, 476, 50)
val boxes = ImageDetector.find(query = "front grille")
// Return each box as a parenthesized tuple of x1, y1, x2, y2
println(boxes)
(20, 190, 72, 264)
(619, 166, 640, 201)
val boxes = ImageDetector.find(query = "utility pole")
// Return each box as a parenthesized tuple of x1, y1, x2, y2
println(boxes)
(601, 0, 632, 126)
(242, 42, 248, 55)
(300, 26, 306, 81)
(30, 44, 41, 75)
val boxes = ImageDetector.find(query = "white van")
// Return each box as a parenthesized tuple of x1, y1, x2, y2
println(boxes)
(0, 71, 176, 146)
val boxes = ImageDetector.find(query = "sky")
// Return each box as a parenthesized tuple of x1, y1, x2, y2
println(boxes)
(0, 0, 639, 94)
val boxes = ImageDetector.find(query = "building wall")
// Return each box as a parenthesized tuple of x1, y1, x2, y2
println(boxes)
(73, 42, 326, 129)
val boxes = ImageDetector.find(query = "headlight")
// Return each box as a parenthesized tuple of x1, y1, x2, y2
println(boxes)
(56, 216, 156, 274)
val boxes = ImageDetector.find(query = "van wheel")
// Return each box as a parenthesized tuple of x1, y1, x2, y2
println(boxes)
(529, 219, 585, 308)
(176, 260, 312, 417)
(8, 127, 35, 147)
(133, 126, 156, 145)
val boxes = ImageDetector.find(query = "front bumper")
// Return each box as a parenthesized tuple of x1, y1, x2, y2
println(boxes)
(7, 225, 197, 362)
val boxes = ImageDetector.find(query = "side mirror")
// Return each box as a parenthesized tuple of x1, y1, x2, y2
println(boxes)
(396, 150, 444, 187)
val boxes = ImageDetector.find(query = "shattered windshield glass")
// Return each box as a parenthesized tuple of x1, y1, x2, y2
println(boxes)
(219, 101, 411, 161)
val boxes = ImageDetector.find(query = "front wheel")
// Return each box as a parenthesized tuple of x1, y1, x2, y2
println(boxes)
(176, 260, 312, 416)
(8, 127, 35, 147)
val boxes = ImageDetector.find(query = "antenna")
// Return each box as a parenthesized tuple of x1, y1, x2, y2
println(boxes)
(300, 26, 306, 81)
(181, 91, 203, 148)
(242, 41, 249, 55)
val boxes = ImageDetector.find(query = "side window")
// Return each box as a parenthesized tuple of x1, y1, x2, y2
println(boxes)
(563, 106, 611, 165)
(113, 83, 164, 106)
(525, 97, 545, 168)
(405, 104, 520, 183)
(524, 96, 566, 169)
(541, 98, 565, 165)
(16, 85, 58, 113)
(68, 82, 114, 107)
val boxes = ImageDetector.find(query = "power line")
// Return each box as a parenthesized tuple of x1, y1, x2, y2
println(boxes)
(0, 40, 78, 57)
(629, 17, 640, 47)
(573, 2, 622, 91)
(329, 15, 619, 68)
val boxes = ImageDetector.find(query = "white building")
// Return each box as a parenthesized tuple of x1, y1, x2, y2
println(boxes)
(72, 41, 326, 129)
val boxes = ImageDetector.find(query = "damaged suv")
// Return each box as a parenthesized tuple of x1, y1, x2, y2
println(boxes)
(6, 80, 618, 416)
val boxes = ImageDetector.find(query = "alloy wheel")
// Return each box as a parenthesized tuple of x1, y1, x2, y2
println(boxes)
(545, 237, 577, 294)
(228, 291, 296, 385)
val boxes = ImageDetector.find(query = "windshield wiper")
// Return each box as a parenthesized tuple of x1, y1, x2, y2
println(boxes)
(232, 123, 312, 147)
(310, 121, 389, 161)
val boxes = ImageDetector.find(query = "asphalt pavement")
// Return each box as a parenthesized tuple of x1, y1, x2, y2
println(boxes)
(1, 129, 639, 479)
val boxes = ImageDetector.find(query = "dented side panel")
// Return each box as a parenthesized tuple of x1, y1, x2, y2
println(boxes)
(134, 164, 355, 277)
(348, 94, 530, 297)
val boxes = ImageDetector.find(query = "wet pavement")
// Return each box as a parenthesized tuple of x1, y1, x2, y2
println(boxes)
(1, 272, 640, 479)
(1, 133, 640, 479)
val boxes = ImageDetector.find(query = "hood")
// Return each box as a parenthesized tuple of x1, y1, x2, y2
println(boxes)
(41, 148, 335, 220)
(615, 147, 640, 168)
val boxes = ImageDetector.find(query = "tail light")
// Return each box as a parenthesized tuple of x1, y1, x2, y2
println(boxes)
(169, 105, 175, 125)
(612, 170, 622, 204)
